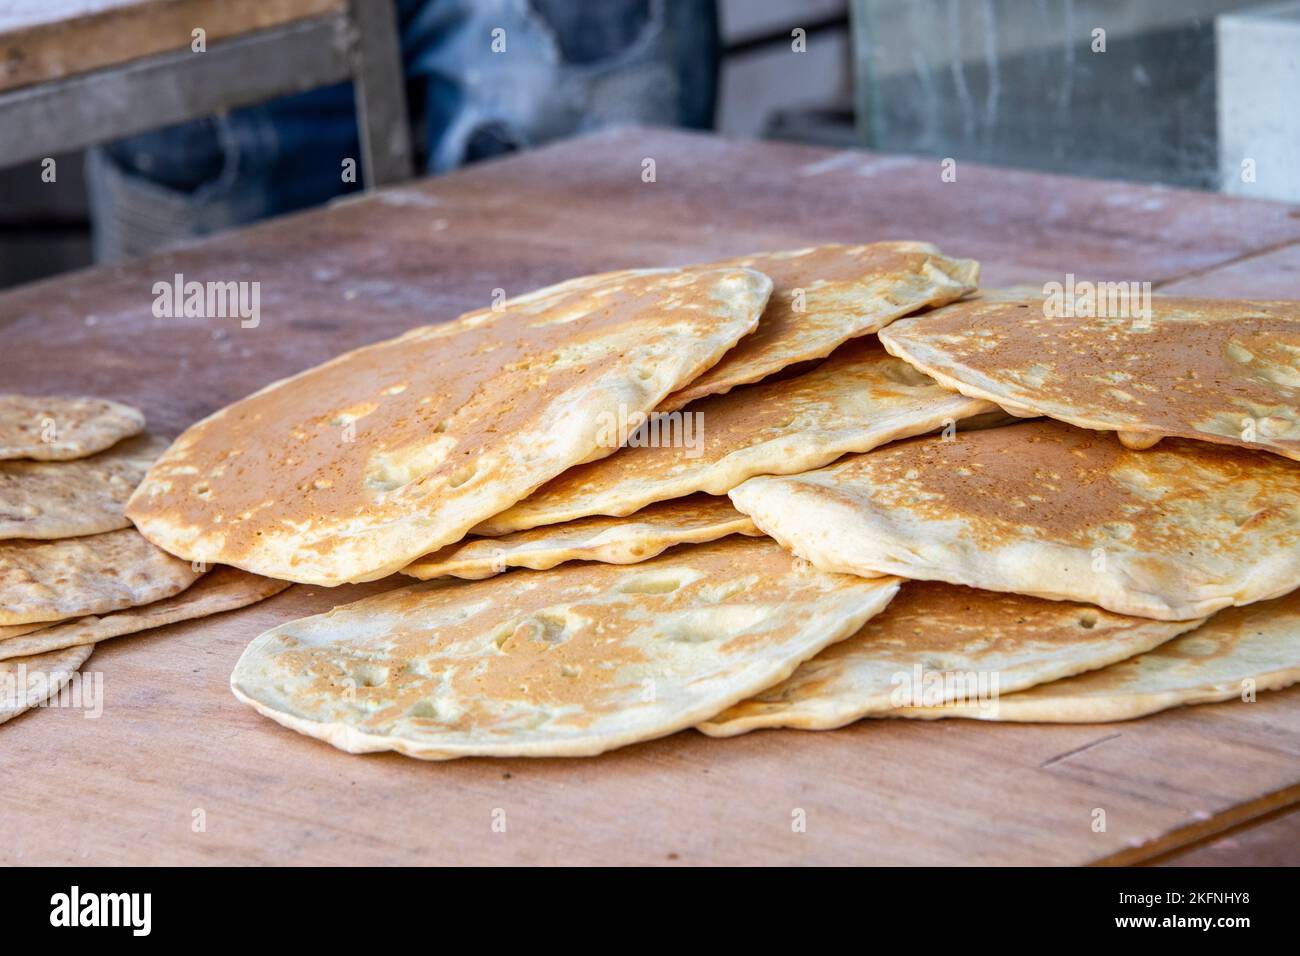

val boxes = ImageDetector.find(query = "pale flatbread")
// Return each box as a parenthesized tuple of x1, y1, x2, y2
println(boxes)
(476, 339, 996, 536)
(729, 420, 1300, 621)
(231, 537, 902, 760)
(403, 495, 759, 580)
(0, 527, 205, 626)
(879, 293, 1300, 461)
(698, 581, 1204, 736)
(0, 644, 93, 725)
(0, 621, 50, 640)
(659, 242, 978, 410)
(0, 433, 167, 540)
(0, 566, 289, 661)
(127, 267, 771, 586)
(900, 587, 1300, 722)
(0, 394, 144, 461)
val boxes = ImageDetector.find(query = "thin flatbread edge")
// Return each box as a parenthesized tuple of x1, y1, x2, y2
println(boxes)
(0, 644, 93, 725)
(696, 610, 1205, 737)
(231, 555, 904, 759)
(0, 566, 290, 661)
(899, 664, 1300, 723)
(402, 497, 761, 580)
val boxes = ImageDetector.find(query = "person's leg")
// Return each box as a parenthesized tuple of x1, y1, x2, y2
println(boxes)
(86, 81, 361, 262)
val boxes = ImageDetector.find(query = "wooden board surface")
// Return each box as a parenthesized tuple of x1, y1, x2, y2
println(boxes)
(0, 0, 342, 93)
(2, 127, 1298, 865)
(1156, 806, 1300, 867)
(1159, 242, 1300, 298)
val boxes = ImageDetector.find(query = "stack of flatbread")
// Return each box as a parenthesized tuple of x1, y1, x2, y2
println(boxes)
(0, 396, 288, 725)
(115, 243, 1298, 760)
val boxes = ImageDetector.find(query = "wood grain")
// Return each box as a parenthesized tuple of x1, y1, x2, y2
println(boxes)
(1154, 806, 1300, 867)
(1, 127, 1298, 865)
(1158, 242, 1300, 298)
(0, 0, 343, 93)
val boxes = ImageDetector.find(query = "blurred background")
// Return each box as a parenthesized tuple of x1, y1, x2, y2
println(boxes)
(1, 0, 1294, 289)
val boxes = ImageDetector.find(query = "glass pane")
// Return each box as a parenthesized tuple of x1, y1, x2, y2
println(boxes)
(852, 0, 1276, 192)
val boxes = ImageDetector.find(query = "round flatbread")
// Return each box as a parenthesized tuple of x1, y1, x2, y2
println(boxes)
(879, 293, 1300, 461)
(659, 242, 979, 410)
(0, 528, 205, 626)
(0, 433, 167, 540)
(403, 494, 760, 580)
(0, 394, 144, 461)
(0, 621, 51, 640)
(232, 536, 902, 760)
(698, 581, 1203, 736)
(899, 587, 1300, 722)
(729, 420, 1300, 621)
(0, 566, 289, 661)
(477, 339, 996, 535)
(0, 644, 93, 725)
(127, 266, 771, 586)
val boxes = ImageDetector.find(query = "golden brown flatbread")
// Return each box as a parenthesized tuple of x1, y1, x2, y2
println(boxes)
(0, 394, 144, 461)
(879, 293, 1300, 460)
(231, 537, 902, 759)
(899, 587, 1300, 722)
(0, 621, 50, 640)
(0, 566, 289, 660)
(126, 266, 771, 586)
(0, 433, 166, 539)
(403, 494, 759, 580)
(0, 644, 93, 725)
(0, 528, 205, 626)
(730, 421, 1300, 620)
(477, 339, 996, 535)
(699, 581, 1203, 735)
(659, 242, 978, 410)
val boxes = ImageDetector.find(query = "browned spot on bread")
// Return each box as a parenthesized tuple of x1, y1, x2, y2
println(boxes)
(820, 421, 1299, 551)
(127, 267, 770, 584)
(230, 537, 901, 758)
(880, 294, 1300, 460)
(661, 242, 979, 410)
(479, 337, 994, 534)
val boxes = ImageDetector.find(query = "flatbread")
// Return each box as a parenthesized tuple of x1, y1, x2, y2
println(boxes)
(127, 267, 771, 586)
(659, 242, 979, 410)
(0, 566, 289, 661)
(0, 394, 144, 461)
(0, 433, 167, 540)
(900, 587, 1300, 722)
(231, 537, 902, 760)
(879, 293, 1300, 461)
(403, 494, 760, 580)
(0, 621, 50, 640)
(729, 420, 1300, 621)
(0, 527, 205, 626)
(0, 644, 93, 725)
(476, 339, 997, 535)
(698, 581, 1204, 736)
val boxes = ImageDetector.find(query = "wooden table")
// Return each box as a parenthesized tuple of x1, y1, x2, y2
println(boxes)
(2, 127, 1298, 866)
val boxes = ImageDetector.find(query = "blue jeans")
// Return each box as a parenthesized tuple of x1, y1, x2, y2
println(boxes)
(88, 0, 718, 260)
